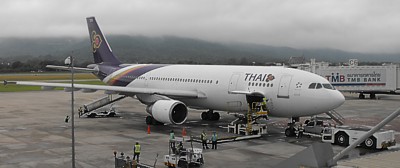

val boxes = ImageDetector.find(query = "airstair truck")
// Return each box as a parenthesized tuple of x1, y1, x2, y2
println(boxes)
(321, 126, 396, 149)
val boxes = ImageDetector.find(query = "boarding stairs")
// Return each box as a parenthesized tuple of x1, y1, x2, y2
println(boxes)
(79, 95, 126, 117)
(325, 110, 345, 125)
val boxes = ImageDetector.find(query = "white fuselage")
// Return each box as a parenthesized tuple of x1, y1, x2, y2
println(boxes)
(103, 64, 345, 118)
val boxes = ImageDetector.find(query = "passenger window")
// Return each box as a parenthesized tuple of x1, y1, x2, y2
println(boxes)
(308, 83, 316, 89)
(316, 83, 322, 89)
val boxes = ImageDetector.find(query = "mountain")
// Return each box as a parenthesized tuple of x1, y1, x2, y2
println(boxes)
(0, 36, 399, 65)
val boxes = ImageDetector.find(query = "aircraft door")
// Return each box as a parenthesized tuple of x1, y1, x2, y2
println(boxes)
(227, 73, 244, 111)
(277, 75, 292, 98)
(228, 74, 240, 92)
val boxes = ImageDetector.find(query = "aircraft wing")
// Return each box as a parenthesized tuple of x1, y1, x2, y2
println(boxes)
(4, 81, 206, 98)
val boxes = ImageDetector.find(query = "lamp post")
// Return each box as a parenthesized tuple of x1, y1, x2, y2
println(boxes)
(65, 56, 76, 168)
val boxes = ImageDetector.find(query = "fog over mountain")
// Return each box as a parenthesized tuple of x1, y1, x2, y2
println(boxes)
(0, 36, 399, 65)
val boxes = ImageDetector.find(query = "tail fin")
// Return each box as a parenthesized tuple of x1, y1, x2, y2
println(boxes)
(86, 17, 121, 65)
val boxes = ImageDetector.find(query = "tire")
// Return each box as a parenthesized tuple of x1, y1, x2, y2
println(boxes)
(285, 128, 295, 137)
(335, 132, 349, 146)
(363, 136, 377, 149)
(211, 112, 220, 121)
(88, 113, 97, 118)
(370, 94, 376, 99)
(201, 112, 208, 120)
(178, 159, 188, 168)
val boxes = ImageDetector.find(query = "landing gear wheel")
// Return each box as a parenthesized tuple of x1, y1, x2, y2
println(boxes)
(211, 112, 220, 121)
(335, 132, 349, 146)
(370, 93, 376, 99)
(285, 127, 296, 137)
(359, 93, 365, 99)
(201, 112, 208, 121)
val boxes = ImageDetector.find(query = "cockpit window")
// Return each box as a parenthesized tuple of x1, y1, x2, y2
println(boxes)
(309, 83, 335, 90)
(316, 83, 322, 89)
(322, 83, 335, 90)
(308, 83, 316, 89)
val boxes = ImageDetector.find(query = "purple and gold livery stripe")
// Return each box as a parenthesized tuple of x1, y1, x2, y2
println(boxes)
(107, 64, 167, 86)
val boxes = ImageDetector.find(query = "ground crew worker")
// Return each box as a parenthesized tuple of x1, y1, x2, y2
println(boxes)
(176, 141, 184, 154)
(261, 97, 268, 111)
(211, 131, 218, 150)
(133, 142, 141, 163)
(169, 130, 175, 148)
(201, 130, 209, 149)
(64, 116, 70, 123)
(297, 124, 304, 139)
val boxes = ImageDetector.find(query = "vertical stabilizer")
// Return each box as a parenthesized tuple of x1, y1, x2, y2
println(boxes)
(86, 17, 121, 65)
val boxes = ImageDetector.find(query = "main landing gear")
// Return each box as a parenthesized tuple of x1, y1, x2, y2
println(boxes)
(201, 110, 220, 121)
(285, 117, 299, 137)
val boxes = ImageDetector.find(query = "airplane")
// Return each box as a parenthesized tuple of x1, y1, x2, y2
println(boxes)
(4, 17, 345, 136)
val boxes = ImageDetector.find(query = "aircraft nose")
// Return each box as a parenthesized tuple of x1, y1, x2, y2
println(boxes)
(331, 90, 345, 108)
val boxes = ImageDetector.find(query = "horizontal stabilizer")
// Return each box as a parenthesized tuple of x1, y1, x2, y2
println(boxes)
(46, 65, 97, 73)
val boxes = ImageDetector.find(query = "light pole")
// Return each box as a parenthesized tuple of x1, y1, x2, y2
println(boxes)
(65, 56, 76, 168)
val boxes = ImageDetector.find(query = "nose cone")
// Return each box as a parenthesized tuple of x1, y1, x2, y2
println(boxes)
(331, 90, 345, 109)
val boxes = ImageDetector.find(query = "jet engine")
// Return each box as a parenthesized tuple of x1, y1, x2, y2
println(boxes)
(146, 100, 188, 125)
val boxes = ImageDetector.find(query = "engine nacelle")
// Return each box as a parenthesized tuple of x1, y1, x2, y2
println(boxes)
(146, 100, 188, 125)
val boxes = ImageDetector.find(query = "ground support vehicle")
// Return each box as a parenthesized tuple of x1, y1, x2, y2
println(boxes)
(79, 95, 125, 117)
(322, 126, 396, 149)
(79, 104, 117, 118)
(164, 138, 204, 168)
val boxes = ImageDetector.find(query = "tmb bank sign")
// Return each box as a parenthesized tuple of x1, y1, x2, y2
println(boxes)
(325, 70, 385, 84)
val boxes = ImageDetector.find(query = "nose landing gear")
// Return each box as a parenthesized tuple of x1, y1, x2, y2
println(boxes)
(285, 117, 299, 137)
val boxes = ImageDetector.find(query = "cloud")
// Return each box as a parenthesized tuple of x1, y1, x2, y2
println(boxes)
(0, 0, 399, 54)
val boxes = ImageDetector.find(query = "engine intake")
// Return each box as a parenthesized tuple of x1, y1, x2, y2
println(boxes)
(146, 100, 188, 124)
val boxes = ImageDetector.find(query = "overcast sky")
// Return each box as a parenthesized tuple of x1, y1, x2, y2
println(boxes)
(1, 0, 399, 54)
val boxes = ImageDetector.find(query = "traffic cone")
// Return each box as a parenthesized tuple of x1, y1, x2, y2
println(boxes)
(182, 127, 187, 137)
(147, 125, 151, 134)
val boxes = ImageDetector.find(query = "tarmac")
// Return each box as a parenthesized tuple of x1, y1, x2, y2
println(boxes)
(1, 91, 400, 168)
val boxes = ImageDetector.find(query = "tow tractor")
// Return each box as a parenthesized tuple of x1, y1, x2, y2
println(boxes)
(164, 137, 204, 168)
(322, 126, 396, 149)
(300, 118, 396, 149)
